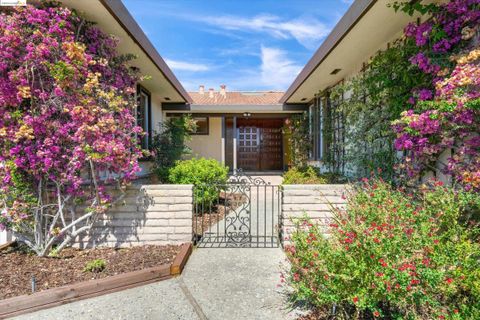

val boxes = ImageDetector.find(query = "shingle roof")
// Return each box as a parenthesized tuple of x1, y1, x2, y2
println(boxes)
(188, 91, 284, 105)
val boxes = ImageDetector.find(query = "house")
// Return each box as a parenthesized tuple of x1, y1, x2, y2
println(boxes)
(281, 0, 438, 177)
(164, 86, 306, 172)
(37, 0, 436, 177)
(60, 0, 310, 174)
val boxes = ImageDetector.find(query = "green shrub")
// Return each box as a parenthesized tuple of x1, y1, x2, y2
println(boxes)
(286, 179, 480, 319)
(152, 115, 196, 182)
(168, 158, 228, 205)
(83, 259, 107, 273)
(283, 113, 310, 168)
(282, 166, 345, 184)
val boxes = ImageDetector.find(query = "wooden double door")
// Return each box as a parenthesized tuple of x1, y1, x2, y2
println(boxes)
(237, 119, 283, 171)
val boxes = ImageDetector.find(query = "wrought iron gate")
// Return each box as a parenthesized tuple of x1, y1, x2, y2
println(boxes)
(193, 171, 282, 248)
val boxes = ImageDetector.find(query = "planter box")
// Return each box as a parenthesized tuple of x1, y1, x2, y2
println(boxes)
(0, 243, 192, 319)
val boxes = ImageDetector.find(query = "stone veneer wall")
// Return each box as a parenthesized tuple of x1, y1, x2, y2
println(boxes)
(75, 184, 193, 248)
(281, 184, 348, 243)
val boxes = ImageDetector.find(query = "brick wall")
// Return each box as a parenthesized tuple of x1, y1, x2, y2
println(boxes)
(281, 184, 348, 243)
(75, 184, 193, 248)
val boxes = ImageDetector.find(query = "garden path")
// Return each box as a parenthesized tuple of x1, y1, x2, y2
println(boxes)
(13, 247, 297, 320)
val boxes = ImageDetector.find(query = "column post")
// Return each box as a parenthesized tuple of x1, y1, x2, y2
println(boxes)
(233, 116, 237, 171)
(221, 116, 225, 165)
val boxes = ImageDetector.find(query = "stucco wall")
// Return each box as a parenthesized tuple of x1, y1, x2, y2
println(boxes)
(187, 117, 223, 162)
(75, 184, 193, 248)
(281, 184, 348, 243)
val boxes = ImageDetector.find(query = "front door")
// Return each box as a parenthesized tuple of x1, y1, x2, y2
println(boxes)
(237, 119, 283, 171)
(238, 125, 260, 171)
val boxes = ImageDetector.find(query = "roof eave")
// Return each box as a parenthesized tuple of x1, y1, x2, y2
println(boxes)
(280, 0, 376, 104)
(99, 0, 192, 104)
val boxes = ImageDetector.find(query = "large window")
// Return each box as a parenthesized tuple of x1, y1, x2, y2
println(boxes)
(325, 93, 346, 174)
(136, 86, 152, 150)
(309, 91, 346, 174)
(310, 95, 325, 161)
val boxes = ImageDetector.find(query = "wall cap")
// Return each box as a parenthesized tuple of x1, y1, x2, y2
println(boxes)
(282, 184, 348, 190)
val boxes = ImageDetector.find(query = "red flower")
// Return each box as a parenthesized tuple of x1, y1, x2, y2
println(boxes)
(373, 311, 380, 317)
(445, 278, 454, 284)
(293, 273, 300, 282)
(454, 309, 459, 314)
(352, 296, 359, 304)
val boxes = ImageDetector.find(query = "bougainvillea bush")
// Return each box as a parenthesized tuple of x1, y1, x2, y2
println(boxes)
(392, 0, 480, 191)
(0, 5, 143, 256)
(286, 179, 480, 319)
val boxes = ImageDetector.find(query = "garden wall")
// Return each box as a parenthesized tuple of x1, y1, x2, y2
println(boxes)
(281, 184, 348, 244)
(75, 185, 193, 248)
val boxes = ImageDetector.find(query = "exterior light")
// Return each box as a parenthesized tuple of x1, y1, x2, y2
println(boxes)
(243, 112, 251, 117)
(330, 68, 341, 75)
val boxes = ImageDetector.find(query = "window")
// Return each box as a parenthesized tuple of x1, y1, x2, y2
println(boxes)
(136, 86, 152, 149)
(309, 95, 325, 161)
(324, 92, 346, 174)
(192, 117, 209, 135)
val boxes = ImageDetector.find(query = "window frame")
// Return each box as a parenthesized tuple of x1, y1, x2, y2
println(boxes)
(191, 116, 209, 135)
(136, 85, 152, 150)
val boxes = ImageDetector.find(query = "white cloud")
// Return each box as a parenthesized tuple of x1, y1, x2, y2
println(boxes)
(164, 59, 209, 72)
(259, 46, 302, 89)
(192, 14, 330, 49)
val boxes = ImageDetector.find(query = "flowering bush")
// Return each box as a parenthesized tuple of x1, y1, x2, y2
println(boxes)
(286, 179, 480, 319)
(392, 1, 480, 190)
(394, 48, 480, 191)
(0, 5, 143, 256)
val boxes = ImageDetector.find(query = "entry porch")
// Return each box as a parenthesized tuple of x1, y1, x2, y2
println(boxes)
(164, 112, 303, 172)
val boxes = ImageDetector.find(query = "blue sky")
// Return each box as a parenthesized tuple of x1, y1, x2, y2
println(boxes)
(123, 0, 353, 92)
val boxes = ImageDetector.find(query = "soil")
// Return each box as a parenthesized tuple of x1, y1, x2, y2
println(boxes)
(0, 243, 181, 300)
(297, 309, 331, 320)
(297, 308, 377, 320)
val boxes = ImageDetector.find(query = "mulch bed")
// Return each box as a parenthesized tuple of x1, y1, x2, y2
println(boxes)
(297, 309, 331, 320)
(297, 308, 378, 320)
(0, 243, 181, 300)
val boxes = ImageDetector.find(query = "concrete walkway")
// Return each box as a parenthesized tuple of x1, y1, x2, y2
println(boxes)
(14, 247, 296, 320)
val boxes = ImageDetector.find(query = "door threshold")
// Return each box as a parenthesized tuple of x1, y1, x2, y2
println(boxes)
(230, 170, 284, 175)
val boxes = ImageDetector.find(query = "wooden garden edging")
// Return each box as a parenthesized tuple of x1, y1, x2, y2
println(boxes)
(0, 242, 193, 319)
(0, 240, 15, 251)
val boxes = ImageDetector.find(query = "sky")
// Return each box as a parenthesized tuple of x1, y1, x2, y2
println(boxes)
(122, 0, 353, 92)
